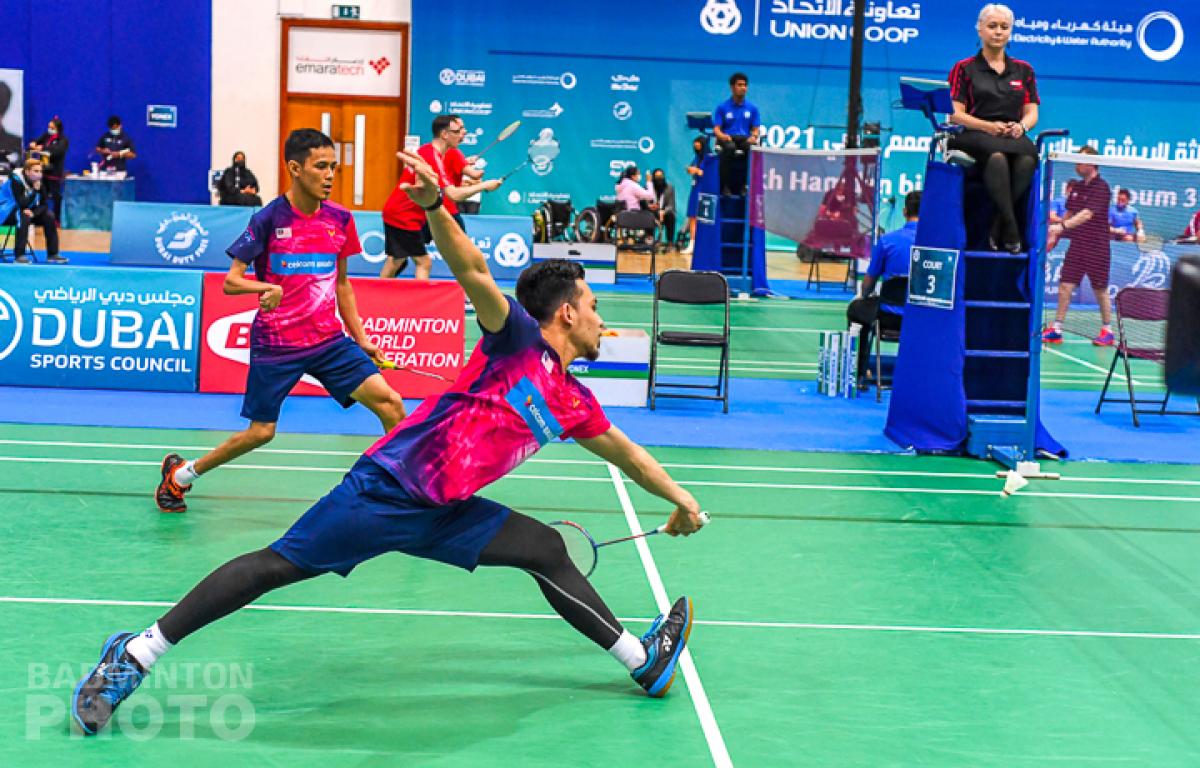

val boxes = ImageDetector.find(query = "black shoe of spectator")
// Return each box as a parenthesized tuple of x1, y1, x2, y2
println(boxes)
(47, 254, 69, 264)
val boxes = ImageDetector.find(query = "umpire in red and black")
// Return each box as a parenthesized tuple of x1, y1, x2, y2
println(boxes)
(948, 3, 1039, 254)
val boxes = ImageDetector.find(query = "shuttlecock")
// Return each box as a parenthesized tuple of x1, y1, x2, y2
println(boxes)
(1000, 470, 1029, 498)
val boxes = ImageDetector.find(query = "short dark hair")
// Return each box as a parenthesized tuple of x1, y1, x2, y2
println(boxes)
(107, 115, 122, 128)
(1117, 188, 1131, 199)
(729, 72, 748, 86)
(284, 128, 334, 165)
(1078, 145, 1099, 156)
(903, 190, 922, 219)
(516, 259, 586, 324)
(432, 114, 462, 136)
(622, 164, 639, 180)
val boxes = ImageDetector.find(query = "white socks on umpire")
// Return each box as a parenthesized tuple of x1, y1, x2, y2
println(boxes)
(125, 623, 173, 670)
(174, 460, 199, 486)
(608, 630, 648, 672)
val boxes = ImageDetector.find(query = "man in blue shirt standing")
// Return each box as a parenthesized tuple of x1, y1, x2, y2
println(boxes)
(96, 116, 137, 173)
(712, 72, 760, 196)
(846, 191, 920, 381)
(1108, 188, 1143, 242)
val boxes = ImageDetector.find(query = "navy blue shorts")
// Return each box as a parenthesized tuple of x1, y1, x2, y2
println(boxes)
(270, 456, 512, 576)
(241, 336, 379, 423)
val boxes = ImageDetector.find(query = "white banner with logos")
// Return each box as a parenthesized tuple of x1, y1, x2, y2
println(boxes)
(287, 27, 403, 97)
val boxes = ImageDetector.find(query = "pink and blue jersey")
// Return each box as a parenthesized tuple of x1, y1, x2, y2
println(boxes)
(227, 196, 362, 354)
(367, 297, 610, 505)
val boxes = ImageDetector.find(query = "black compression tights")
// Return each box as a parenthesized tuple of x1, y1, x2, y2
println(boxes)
(478, 511, 625, 649)
(984, 152, 1036, 242)
(157, 548, 313, 644)
(155, 514, 625, 650)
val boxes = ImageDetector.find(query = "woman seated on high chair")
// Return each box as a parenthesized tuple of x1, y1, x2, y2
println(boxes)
(948, 2, 1039, 254)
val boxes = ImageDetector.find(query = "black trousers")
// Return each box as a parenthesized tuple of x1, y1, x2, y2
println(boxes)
(15, 210, 59, 257)
(717, 136, 751, 195)
(846, 296, 902, 380)
(43, 177, 64, 220)
(660, 211, 676, 244)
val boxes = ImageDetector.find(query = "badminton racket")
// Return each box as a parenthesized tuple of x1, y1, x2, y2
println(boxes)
(473, 120, 521, 159)
(500, 138, 561, 182)
(549, 511, 711, 578)
(374, 355, 453, 382)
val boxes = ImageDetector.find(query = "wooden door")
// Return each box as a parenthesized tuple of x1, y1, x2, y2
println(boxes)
(279, 19, 409, 211)
(281, 97, 402, 211)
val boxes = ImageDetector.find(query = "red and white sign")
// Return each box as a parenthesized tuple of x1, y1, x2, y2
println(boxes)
(287, 27, 404, 97)
(199, 273, 465, 399)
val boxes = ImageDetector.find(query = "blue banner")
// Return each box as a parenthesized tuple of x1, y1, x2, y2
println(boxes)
(0, 266, 202, 391)
(110, 202, 533, 281)
(346, 212, 533, 280)
(111, 202, 254, 270)
(413, 0, 1200, 232)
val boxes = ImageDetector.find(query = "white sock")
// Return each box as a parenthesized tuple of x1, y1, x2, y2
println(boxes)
(125, 623, 173, 670)
(1101, 324, 1112, 333)
(608, 630, 648, 672)
(1053, 320, 1063, 332)
(174, 460, 199, 486)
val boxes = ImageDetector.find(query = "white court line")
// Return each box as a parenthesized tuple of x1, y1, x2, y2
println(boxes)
(2, 596, 1196, 641)
(2, 436, 1200, 484)
(606, 463, 733, 768)
(1045, 346, 1150, 387)
(3, 454, 1200, 500)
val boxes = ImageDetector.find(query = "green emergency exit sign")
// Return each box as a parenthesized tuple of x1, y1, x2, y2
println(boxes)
(331, 5, 360, 18)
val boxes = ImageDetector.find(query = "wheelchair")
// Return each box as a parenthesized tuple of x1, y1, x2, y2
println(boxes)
(532, 199, 575, 243)
(573, 200, 620, 243)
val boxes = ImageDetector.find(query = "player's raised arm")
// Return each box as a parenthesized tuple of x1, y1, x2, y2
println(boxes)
(397, 149, 509, 332)
(576, 425, 706, 536)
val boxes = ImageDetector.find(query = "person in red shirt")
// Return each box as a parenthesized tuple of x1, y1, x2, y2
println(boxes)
(380, 114, 501, 279)
(1043, 146, 1115, 346)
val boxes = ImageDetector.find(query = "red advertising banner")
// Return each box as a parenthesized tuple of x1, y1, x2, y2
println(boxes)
(199, 273, 465, 399)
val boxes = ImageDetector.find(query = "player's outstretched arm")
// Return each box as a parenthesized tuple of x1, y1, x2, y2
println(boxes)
(397, 149, 509, 333)
(577, 425, 706, 536)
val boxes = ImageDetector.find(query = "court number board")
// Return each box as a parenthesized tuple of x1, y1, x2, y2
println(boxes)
(908, 246, 959, 309)
(696, 193, 717, 225)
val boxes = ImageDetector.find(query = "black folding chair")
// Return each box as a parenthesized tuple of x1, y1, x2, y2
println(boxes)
(0, 214, 37, 263)
(1097, 286, 1200, 426)
(871, 276, 907, 402)
(649, 269, 730, 413)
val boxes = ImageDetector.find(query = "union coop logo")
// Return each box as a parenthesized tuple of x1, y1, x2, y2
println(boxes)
(700, 0, 742, 35)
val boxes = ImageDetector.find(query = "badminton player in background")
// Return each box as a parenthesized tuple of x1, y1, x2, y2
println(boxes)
(72, 148, 706, 736)
(380, 113, 502, 280)
(154, 129, 408, 514)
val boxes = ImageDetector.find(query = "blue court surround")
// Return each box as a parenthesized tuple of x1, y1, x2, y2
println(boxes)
(7, 381, 1197, 464)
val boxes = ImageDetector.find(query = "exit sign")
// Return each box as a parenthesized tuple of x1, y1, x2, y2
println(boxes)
(331, 4, 360, 18)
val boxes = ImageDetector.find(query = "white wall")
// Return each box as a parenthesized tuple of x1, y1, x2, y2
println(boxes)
(211, 0, 411, 198)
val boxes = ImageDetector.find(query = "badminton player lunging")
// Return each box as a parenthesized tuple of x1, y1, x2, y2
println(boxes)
(72, 149, 707, 735)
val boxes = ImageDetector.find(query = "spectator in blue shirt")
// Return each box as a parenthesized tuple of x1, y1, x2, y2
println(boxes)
(96, 115, 136, 173)
(712, 72, 760, 196)
(1108, 188, 1143, 242)
(846, 190, 920, 380)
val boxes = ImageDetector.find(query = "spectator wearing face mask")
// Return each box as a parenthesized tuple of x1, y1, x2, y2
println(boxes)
(650, 168, 677, 248)
(218, 151, 263, 207)
(2, 158, 65, 263)
(28, 116, 68, 219)
(96, 116, 136, 173)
